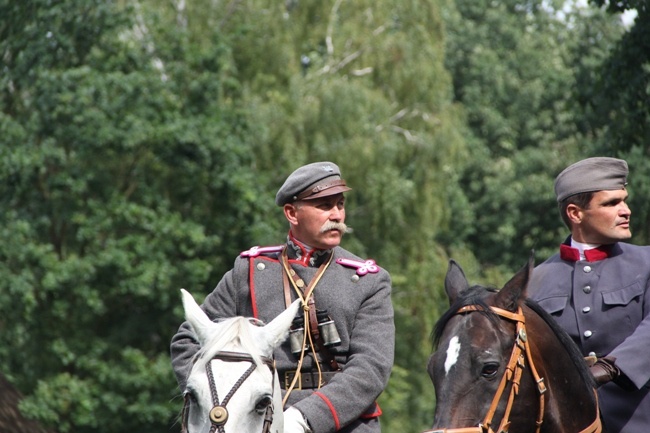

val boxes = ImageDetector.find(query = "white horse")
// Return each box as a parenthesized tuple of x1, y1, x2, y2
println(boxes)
(180, 289, 299, 433)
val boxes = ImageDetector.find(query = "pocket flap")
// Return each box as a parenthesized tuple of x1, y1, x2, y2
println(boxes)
(536, 295, 569, 314)
(602, 282, 643, 306)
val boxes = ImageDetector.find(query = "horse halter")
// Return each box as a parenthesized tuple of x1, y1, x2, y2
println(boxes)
(182, 351, 276, 433)
(424, 305, 602, 433)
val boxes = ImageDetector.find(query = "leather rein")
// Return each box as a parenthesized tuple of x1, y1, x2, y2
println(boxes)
(181, 351, 276, 433)
(424, 305, 602, 433)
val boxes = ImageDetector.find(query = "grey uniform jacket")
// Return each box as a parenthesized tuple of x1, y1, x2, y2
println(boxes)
(170, 242, 395, 433)
(528, 241, 650, 433)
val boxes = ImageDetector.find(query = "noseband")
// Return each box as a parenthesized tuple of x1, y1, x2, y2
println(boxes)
(182, 351, 276, 433)
(424, 305, 602, 433)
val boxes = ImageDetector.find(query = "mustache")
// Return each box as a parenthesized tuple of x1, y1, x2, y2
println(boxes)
(320, 221, 353, 234)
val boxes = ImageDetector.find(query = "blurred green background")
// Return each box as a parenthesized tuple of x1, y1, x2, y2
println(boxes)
(1, 0, 648, 431)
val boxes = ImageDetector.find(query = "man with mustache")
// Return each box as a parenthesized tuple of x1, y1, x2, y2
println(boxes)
(171, 161, 395, 433)
(528, 157, 650, 433)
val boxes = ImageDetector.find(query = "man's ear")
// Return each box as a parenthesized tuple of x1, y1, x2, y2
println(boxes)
(566, 203, 583, 224)
(284, 203, 299, 225)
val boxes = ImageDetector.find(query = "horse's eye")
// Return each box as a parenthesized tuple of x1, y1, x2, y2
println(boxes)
(184, 390, 197, 403)
(254, 395, 273, 414)
(481, 363, 499, 378)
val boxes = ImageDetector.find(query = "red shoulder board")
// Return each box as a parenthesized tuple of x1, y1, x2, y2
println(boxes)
(240, 245, 284, 258)
(335, 258, 379, 276)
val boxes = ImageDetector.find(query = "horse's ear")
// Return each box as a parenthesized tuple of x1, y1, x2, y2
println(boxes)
(494, 252, 535, 312)
(181, 288, 214, 345)
(258, 299, 301, 355)
(445, 260, 470, 306)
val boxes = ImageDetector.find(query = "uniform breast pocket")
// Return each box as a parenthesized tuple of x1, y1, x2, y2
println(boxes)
(601, 281, 644, 329)
(536, 295, 569, 315)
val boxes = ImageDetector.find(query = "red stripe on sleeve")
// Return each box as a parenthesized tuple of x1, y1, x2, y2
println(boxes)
(314, 391, 340, 430)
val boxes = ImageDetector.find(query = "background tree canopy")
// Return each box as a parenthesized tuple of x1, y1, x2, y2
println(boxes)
(0, 0, 645, 432)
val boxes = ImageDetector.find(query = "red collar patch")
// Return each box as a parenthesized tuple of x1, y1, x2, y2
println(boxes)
(559, 244, 611, 262)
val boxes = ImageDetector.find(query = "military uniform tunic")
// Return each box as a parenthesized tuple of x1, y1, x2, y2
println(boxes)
(528, 240, 650, 433)
(170, 238, 395, 433)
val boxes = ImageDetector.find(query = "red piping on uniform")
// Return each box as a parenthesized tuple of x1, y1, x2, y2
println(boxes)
(315, 391, 340, 430)
(288, 232, 318, 267)
(360, 402, 382, 419)
(249, 258, 259, 319)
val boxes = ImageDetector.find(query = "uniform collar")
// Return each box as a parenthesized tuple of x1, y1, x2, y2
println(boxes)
(559, 238, 613, 262)
(286, 233, 333, 267)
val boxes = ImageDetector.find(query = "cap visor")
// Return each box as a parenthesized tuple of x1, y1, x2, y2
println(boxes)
(301, 185, 351, 200)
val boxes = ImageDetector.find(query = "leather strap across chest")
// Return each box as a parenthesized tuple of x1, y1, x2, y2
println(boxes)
(280, 248, 341, 402)
(281, 248, 339, 370)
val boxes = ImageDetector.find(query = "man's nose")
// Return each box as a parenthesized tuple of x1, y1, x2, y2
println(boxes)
(330, 206, 343, 221)
(621, 202, 631, 217)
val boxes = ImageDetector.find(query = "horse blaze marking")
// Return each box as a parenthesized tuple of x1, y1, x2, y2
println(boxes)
(445, 336, 461, 374)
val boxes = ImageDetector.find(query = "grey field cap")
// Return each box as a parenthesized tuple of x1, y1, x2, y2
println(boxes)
(554, 157, 628, 202)
(275, 161, 351, 206)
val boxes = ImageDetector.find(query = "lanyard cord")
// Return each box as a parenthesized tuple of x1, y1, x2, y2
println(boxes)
(280, 247, 333, 405)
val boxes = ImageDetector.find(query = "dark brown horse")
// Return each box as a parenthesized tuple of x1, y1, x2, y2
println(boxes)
(425, 257, 602, 433)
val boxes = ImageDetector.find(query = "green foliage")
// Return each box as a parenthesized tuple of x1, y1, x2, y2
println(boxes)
(0, 0, 269, 431)
(582, 5, 650, 244)
(444, 0, 625, 269)
(589, 0, 646, 13)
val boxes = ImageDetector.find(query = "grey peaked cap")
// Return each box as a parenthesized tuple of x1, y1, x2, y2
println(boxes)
(275, 161, 351, 206)
(554, 157, 628, 202)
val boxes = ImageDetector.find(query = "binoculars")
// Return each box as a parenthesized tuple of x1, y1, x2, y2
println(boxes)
(289, 309, 341, 354)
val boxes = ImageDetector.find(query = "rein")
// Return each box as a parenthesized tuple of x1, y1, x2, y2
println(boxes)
(181, 351, 276, 433)
(424, 305, 602, 433)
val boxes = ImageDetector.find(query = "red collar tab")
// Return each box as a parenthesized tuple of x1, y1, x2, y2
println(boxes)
(559, 244, 612, 262)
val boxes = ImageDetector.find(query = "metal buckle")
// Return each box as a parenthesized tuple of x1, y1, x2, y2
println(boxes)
(284, 371, 301, 390)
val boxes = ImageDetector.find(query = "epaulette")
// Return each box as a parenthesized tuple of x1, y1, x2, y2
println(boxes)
(335, 257, 379, 276)
(240, 245, 284, 258)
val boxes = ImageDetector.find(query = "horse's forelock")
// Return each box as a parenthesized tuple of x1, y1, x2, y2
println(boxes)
(195, 317, 265, 368)
(432, 285, 500, 348)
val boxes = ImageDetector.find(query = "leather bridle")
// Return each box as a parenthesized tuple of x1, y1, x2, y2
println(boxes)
(182, 351, 276, 433)
(424, 305, 602, 433)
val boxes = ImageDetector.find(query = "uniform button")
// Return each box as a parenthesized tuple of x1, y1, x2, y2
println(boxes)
(583, 265, 592, 273)
(583, 285, 591, 294)
(582, 306, 591, 313)
(351, 274, 360, 282)
(584, 330, 593, 338)
(588, 352, 596, 357)
(256, 263, 266, 270)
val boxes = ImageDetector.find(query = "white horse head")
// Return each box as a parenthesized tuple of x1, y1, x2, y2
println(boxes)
(180, 289, 299, 433)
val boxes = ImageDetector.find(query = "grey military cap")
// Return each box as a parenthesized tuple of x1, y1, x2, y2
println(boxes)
(554, 157, 628, 202)
(275, 161, 351, 206)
